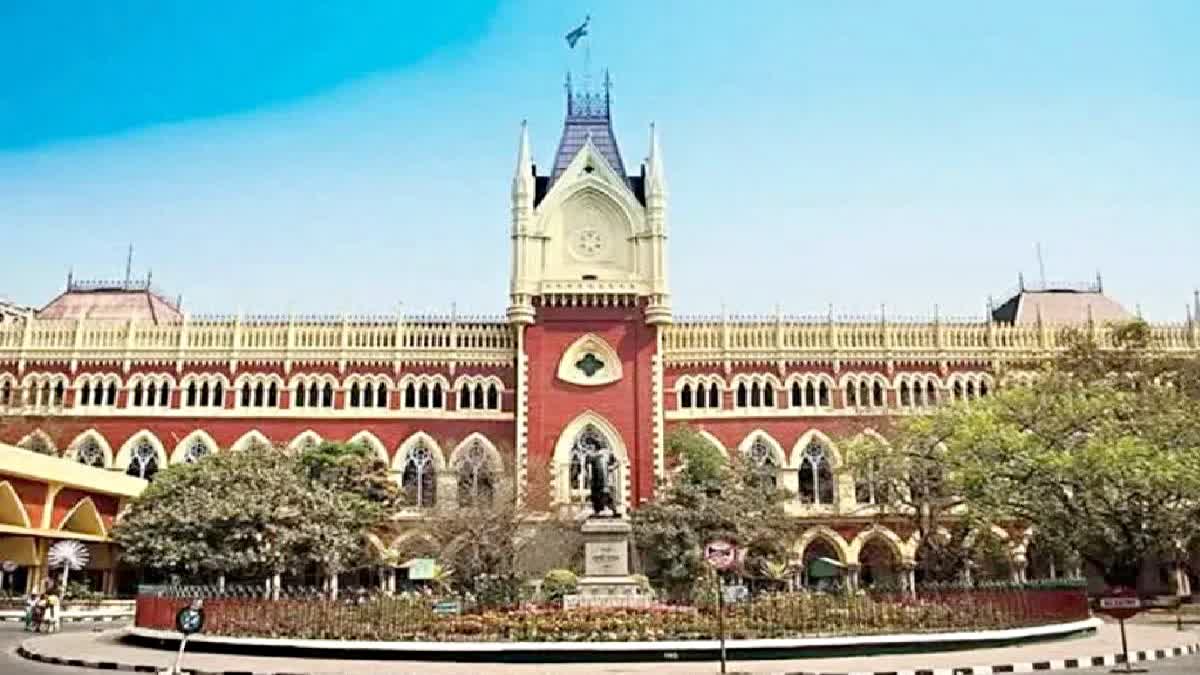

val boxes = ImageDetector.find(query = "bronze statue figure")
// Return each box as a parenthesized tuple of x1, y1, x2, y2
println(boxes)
(587, 452, 618, 517)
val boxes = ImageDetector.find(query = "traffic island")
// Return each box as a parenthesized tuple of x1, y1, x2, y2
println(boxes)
(14, 622, 1200, 674)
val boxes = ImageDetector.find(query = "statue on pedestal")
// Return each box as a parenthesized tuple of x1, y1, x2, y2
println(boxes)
(587, 452, 618, 517)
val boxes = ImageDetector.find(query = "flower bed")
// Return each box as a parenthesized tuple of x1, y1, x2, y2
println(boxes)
(136, 586, 1088, 642)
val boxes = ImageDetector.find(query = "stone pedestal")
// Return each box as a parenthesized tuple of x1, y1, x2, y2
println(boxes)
(564, 519, 652, 609)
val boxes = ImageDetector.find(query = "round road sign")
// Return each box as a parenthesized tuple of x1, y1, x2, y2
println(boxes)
(1097, 586, 1142, 621)
(704, 541, 738, 571)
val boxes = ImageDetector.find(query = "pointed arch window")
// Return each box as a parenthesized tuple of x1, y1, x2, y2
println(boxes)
(75, 439, 105, 468)
(21, 434, 54, 456)
(680, 383, 694, 409)
(126, 439, 159, 480)
(350, 383, 361, 407)
(708, 383, 720, 408)
(485, 384, 499, 410)
(568, 424, 618, 504)
(375, 383, 388, 408)
(456, 440, 496, 508)
(0, 381, 12, 407)
(747, 436, 779, 489)
(405, 383, 417, 408)
(798, 441, 834, 505)
(183, 438, 211, 464)
(401, 442, 436, 508)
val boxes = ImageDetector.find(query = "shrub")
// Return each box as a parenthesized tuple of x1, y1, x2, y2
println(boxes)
(542, 569, 578, 602)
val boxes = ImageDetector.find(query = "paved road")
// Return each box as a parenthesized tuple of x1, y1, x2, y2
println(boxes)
(0, 622, 122, 675)
(1074, 654, 1200, 673)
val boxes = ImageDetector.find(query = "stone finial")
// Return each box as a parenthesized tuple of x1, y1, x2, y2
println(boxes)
(646, 122, 666, 197)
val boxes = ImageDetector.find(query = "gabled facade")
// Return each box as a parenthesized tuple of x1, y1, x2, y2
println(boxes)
(3, 73, 1200, 594)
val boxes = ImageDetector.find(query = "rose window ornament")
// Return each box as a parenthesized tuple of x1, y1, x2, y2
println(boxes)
(574, 228, 605, 258)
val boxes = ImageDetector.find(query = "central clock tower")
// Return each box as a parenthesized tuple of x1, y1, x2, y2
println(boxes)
(508, 73, 670, 513)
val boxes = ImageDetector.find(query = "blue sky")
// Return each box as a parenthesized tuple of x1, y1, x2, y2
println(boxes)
(1, 1, 1197, 319)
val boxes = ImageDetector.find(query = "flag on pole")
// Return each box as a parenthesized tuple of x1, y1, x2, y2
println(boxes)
(565, 16, 590, 49)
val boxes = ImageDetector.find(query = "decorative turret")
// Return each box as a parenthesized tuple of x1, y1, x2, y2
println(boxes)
(507, 121, 537, 325)
(512, 121, 535, 214)
(507, 68, 670, 326)
(643, 123, 671, 325)
(645, 122, 666, 207)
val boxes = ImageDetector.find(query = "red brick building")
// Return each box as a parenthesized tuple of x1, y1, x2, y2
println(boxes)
(3, 75, 1198, 592)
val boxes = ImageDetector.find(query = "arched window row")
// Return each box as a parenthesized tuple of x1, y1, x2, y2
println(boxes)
(235, 375, 283, 409)
(896, 375, 941, 409)
(674, 370, 997, 415)
(76, 373, 122, 408)
(127, 374, 175, 409)
(732, 375, 781, 410)
(347, 380, 389, 409)
(456, 381, 502, 411)
(841, 374, 888, 410)
(400, 375, 449, 411)
(18, 373, 68, 411)
(948, 373, 994, 402)
(676, 376, 724, 410)
(182, 375, 227, 408)
(788, 375, 834, 409)
(726, 431, 905, 509)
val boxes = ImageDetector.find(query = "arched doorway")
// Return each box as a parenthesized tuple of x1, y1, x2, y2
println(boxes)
(797, 538, 845, 591)
(859, 536, 901, 589)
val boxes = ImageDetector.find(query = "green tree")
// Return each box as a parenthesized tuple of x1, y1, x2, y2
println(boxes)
(846, 325, 1200, 588)
(632, 425, 800, 599)
(113, 442, 398, 584)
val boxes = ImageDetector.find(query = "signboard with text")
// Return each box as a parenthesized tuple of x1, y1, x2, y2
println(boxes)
(704, 541, 738, 571)
(1098, 587, 1142, 620)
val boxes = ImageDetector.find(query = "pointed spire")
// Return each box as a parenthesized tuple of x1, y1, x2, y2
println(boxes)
(512, 120, 534, 203)
(66, 267, 73, 290)
(1193, 289, 1199, 323)
(1096, 270, 1104, 293)
(646, 122, 666, 197)
(124, 244, 134, 287)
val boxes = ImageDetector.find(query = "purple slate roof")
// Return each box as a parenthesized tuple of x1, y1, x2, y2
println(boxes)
(549, 77, 629, 189)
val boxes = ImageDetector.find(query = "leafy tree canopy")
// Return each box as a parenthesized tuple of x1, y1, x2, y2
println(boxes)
(843, 321, 1200, 588)
(632, 426, 801, 599)
(113, 441, 398, 580)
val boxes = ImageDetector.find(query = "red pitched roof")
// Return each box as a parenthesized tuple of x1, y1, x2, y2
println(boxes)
(38, 284, 182, 323)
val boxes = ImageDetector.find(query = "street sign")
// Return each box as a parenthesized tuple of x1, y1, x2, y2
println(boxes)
(704, 541, 737, 571)
(1098, 587, 1146, 673)
(175, 604, 205, 635)
(432, 600, 461, 616)
(1098, 589, 1142, 620)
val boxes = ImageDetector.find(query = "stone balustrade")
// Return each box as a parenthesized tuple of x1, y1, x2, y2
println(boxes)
(0, 315, 516, 371)
(663, 316, 1200, 367)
